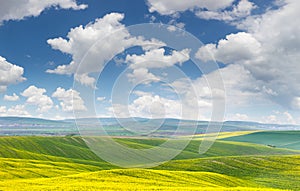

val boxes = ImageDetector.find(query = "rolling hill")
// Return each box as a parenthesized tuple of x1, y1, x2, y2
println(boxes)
(0, 134, 299, 190)
(222, 131, 300, 150)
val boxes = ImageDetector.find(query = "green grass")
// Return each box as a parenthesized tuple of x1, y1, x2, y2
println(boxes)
(115, 137, 300, 160)
(0, 133, 299, 190)
(156, 155, 300, 190)
(222, 131, 300, 150)
(0, 158, 101, 180)
(0, 136, 99, 160)
(1, 136, 298, 163)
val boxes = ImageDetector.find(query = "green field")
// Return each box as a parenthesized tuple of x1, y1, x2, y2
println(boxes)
(222, 131, 300, 150)
(0, 131, 299, 190)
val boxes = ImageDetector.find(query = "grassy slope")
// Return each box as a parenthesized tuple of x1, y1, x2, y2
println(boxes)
(0, 134, 299, 190)
(222, 131, 300, 150)
(1, 136, 298, 163)
(115, 138, 300, 160)
(156, 155, 300, 190)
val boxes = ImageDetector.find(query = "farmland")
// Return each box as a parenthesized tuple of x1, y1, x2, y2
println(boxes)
(0, 131, 299, 190)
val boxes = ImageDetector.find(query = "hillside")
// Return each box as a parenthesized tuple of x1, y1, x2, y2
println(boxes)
(222, 131, 300, 150)
(0, 134, 299, 190)
(156, 155, 300, 190)
(0, 136, 299, 163)
(0, 168, 282, 191)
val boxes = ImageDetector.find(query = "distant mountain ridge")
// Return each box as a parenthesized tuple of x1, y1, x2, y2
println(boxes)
(0, 117, 299, 136)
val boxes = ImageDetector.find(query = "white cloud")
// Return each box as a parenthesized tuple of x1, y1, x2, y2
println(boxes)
(121, 73, 216, 120)
(52, 87, 86, 112)
(108, 86, 213, 121)
(126, 48, 190, 69)
(283, 111, 295, 124)
(292, 97, 300, 109)
(74, 73, 96, 87)
(146, 0, 256, 21)
(7, 104, 30, 116)
(147, 0, 235, 15)
(97, 97, 106, 102)
(47, 13, 164, 87)
(208, 64, 262, 106)
(196, 0, 256, 21)
(0, 56, 26, 92)
(0, 106, 6, 113)
(4, 93, 19, 101)
(131, 94, 182, 119)
(0, 104, 30, 117)
(125, 48, 190, 83)
(127, 68, 160, 84)
(171, 78, 214, 109)
(165, 62, 275, 122)
(109, 92, 182, 119)
(167, 19, 186, 31)
(0, 0, 87, 24)
(262, 111, 296, 125)
(196, 32, 261, 63)
(195, 0, 300, 111)
(262, 115, 278, 124)
(21, 86, 53, 112)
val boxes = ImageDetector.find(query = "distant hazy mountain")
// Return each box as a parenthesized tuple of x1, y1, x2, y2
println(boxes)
(0, 117, 299, 136)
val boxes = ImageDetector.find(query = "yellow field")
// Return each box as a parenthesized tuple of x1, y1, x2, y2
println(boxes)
(0, 169, 287, 191)
(191, 131, 259, 140)
(0, 135, 298, 190)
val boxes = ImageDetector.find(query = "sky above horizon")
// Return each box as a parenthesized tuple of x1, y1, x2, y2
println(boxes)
(0, 0, 300, 124)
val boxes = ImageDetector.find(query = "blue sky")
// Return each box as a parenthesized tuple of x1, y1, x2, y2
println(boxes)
(0, 0, 299, 124)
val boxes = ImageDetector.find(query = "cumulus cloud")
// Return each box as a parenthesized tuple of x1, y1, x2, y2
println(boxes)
(207, 64, 263, 106)
(0, 0, 87, 24)
(47, 13, 164, 87)
(195, 0, 300, 111)
(146, 0, 255, 21)
(137, 0, 300, 124)
(52, 87, 86, 112)
(126, 48, 190, 69)
(147, 0, 235, 15)
(4, 93, 19, 101)
(108, 71, 217, 120)
(108, 85, 213, 120)
(168, 63, 262, 121)
(125, 48, 190, 83)
(262, 111, 296, 125)
(21, 86, 53, 112)
(196, 32, 261, 63)
(167, 20, 186, 31)
(108, 92, 182, 119)
(105, 62, 269, 122)
(196, 0, 256, 21)
(7, 104, 30, 116)
(0, 104, 30, 117)
(126, 68, 160, 84)
(0, 56, 26, 92)
(0, 106, 6, 113)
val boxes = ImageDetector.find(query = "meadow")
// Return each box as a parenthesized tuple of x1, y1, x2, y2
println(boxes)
(0, 131, 299, 190)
